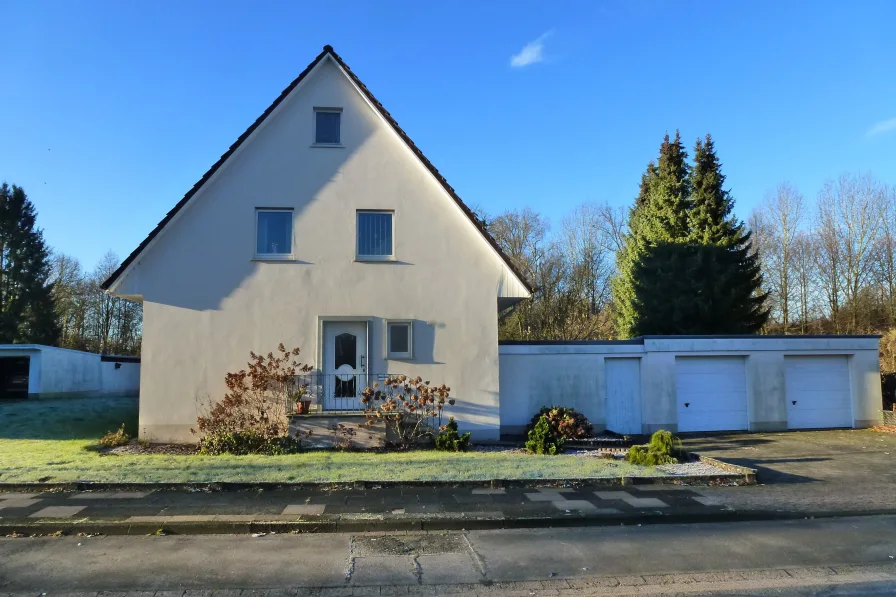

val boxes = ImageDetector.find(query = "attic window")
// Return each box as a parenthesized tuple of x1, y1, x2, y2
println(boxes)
(314, 108, 341, 145)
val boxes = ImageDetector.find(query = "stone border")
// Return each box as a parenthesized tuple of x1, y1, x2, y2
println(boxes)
(2, 506, 894, 538)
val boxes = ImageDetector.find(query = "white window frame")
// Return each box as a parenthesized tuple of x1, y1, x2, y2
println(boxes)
(312, 107, 343, 147)
(386, 320, 413, 359)
(356, 210, 395, 261)
(254, 208, 294, 260)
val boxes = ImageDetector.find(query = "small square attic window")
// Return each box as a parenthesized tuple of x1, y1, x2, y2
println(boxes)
(314, 108, 341, 145)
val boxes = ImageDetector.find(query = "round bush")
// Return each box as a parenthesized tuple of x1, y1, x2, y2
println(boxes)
(524, 406, 593, 441)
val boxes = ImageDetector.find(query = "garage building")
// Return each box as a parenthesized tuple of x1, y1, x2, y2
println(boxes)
(499, 335, 882, 436)
(0, 345, 140, 400)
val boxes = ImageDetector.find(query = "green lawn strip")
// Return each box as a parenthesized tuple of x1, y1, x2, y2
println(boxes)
(0, 396, 664, 484)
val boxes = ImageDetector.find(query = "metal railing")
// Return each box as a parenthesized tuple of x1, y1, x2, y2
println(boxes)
(285, 372, 397, 413)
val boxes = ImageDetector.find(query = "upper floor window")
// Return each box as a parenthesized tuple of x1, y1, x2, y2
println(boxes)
(256, 209, 293, 258)
(357, 211, 394, 260)
(314, 108, 341, 145)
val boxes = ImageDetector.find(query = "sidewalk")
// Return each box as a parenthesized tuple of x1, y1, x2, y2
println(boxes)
(0, 484, 748, 534)
(5, 481, 891, 535)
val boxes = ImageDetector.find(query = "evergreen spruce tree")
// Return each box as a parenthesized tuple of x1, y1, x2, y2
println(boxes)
(0, 183, 59, 344)
(611, 132, 691, 337)
(612, 133, 768, 337)
(686, 135, 768, 331)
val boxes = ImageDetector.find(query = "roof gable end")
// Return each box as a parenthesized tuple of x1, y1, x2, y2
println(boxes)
(102, 46, 533, 294)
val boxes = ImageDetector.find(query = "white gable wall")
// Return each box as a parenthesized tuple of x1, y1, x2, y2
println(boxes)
(114, 58, 524, 442)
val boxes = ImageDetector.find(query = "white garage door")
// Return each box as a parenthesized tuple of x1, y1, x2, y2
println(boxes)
(605, 358, 641, 435)
(676, 357, 748, 432)
(785, 356, 853, 429)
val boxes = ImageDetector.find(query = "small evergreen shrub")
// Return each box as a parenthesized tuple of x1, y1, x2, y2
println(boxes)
(525, 407, 593, 441)
(625, 430, 679, 466)
(198, 430, 303, 455)
(525, 415, 564, 455)
(435, 417, 471, 452)
(99, 424, 131, 448)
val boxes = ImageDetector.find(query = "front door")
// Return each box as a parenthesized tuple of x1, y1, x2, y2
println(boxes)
(323, 321, 367, 410)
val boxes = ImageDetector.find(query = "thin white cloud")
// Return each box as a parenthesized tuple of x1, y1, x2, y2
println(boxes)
(510, 31, 552, 68)
(866, 117, 896, 137)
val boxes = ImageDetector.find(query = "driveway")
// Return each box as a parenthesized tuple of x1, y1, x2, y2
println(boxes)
(682, 429, 896, 514)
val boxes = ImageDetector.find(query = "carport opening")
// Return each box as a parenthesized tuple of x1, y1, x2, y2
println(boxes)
(0, 356, 29, 400)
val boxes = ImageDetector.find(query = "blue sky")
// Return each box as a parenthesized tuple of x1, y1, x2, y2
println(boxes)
(2, 0, 895, 269)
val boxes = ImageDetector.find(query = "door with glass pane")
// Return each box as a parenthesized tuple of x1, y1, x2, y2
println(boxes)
(323, 321, 367, 410)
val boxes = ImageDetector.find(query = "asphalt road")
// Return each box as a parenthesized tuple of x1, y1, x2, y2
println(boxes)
(1, 515, 895, 595)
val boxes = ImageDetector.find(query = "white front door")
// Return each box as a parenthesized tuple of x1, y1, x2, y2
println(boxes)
(605, 358, 642, 435)
(323, 321, 368, 411)
(676, 356, 749, 432)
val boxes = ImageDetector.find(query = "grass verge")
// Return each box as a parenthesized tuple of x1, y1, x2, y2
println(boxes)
(0, 397, 661, 483)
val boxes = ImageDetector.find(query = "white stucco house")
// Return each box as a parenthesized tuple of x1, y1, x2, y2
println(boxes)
(102, 45, 533, 443)
(104, 46, 883, 444)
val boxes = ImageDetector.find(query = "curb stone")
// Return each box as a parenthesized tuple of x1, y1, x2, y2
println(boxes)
(4, 507, 896, 537)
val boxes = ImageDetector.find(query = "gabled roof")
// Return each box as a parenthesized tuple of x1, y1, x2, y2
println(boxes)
(102, 45, 534, 293)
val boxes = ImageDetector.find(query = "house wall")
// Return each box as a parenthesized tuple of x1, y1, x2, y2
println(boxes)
(114, 58, 524, 442)
(498, 336, 883, 436)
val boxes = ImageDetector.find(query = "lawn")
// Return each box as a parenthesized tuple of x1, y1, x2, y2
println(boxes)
(0, 397, 661, 483)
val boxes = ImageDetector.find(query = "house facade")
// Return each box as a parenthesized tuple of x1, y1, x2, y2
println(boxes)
(105, 46, 883, 444)
(103, 46, 531, 443)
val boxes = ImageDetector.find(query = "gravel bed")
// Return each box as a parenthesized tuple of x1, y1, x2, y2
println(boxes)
(658, 461, 732, 476)
(105, 443, 199, 455)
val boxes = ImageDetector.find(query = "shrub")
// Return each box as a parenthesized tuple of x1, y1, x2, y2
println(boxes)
(197, 430, 303, 455)
(435, 417, 471, 452)
(525, 406, 593, 441)
(99, 424, 131, 448)
(361, 375, 454, 450)
(525, 415, 564, 455)
(625, 430, 679, 466)
(194, 344, 313, 440)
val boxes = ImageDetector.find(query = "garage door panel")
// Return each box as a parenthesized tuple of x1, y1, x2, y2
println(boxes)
(785, 356, 852, 429)
(676, 357, 748, 432)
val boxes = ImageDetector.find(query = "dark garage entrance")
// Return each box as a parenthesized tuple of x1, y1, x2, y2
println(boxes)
(0, 356, 30, 399)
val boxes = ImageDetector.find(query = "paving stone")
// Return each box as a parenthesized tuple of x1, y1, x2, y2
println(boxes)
(565, 577, 621, 589)
(351, 555, 417, 585)
(642, 573, 697, 585)
(213, 514, 259, 521)
(126, 515, 171, 523)
(283, 504, 328, 515)
(593, 491, 668, 508)
(615, 575, 647, 586)
(691, 496, 724, 506)
(524, 493, 564, 502)
(553, 500, 598, 512)
(168, 515, 216, 522)
(391, 508, 406, 514)
(0, 498, 42, 509)
(594, 491, 631, 500)
(29, 505, 86, 518)
(784, 566, 838, 578)
(470, 488, 505, 495)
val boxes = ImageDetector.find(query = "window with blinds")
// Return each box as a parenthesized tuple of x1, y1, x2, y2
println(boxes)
(356, 211, 394, 259)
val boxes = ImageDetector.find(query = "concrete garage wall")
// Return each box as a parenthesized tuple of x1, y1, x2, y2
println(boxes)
(100, 359, 141, 397)
(499, 342, 645, 437)
(0, 345, 140, 398)
(37, 346, 102, 396)
(499, 335, 882, 437)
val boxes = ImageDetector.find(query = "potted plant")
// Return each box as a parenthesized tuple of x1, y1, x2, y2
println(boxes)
(291, 381, 312, 414)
